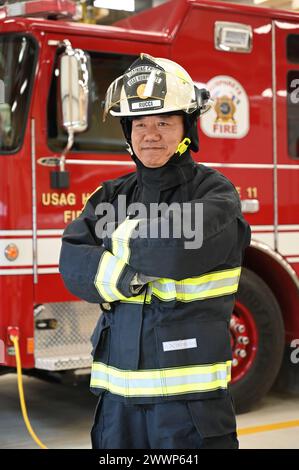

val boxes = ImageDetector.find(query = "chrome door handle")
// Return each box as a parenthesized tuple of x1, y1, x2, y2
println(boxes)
(241, 199, 259, 213)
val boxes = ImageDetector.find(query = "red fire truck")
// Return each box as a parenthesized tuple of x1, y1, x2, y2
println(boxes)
(0, 0, 298, 413)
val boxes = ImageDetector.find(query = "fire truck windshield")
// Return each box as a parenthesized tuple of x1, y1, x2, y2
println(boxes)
(0, 34, 37, 153)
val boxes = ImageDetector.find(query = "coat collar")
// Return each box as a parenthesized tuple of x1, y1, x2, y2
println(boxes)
(134, 151, 196, 192)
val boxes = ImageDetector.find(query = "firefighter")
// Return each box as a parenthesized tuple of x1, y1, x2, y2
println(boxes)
(59, 53, 251, 449)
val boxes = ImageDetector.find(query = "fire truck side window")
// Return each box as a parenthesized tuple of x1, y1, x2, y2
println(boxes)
(0, 35, 37, 153)
(287, 70, 299, 159)
(287, 35, 299, 64)
(47, 51, 136, 153)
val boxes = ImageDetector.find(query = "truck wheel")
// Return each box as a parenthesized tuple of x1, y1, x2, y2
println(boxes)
(230, 268, 284, 414)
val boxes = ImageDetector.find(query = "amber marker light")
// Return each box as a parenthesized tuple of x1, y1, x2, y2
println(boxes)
(4, 243, 19, 261)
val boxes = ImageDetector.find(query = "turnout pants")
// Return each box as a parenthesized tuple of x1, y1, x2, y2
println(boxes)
(91, 392, 239, 449)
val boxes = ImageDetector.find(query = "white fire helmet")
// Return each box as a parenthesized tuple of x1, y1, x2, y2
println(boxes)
(103, 53, 211, 121)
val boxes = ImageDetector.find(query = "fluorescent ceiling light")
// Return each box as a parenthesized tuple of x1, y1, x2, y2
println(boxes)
(253, 0, 268, 4)
(94, 0, 135, 11)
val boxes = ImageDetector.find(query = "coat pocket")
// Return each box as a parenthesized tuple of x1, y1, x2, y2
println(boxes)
(90, 314, 110, 362)
(187, 394, 237, 439)
(155, 319, 232, 368)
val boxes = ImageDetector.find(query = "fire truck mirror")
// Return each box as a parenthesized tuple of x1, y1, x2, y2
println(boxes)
(0, 103, 12, 146)
(51, 43, 90, 189)
(58, 46, 90, 137)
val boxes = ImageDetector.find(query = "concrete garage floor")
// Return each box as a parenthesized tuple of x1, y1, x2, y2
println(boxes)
(0, 374, 299, 449)
(0, 374, 96, 449)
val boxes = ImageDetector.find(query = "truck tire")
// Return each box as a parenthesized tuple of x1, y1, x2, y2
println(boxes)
(230, 268, 284, 414)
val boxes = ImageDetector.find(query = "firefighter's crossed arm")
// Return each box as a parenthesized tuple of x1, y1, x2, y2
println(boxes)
(59, 185, 137, 304)
(103, 174, 251, 280)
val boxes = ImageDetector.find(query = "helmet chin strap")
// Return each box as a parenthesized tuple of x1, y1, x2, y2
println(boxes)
(175, 137, 191, 156)
(126, 142, 134, 156)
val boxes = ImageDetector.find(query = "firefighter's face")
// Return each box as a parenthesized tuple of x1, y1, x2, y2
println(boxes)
(131, 114, 184, 168)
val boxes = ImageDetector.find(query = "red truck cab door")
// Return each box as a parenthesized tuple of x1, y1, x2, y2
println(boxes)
(31, 28, 168, 372)
(170, 3, 274, 234)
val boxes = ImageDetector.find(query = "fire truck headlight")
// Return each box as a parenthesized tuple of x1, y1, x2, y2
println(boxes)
(5, 243, 19, 261)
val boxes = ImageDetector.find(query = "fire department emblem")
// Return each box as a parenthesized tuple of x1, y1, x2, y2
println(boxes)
(214, 96, 236, 123)
(200, 75, 249, 139)
(137, 84, 149, 99)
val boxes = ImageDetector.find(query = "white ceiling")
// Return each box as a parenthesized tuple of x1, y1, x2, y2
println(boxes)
(221, 0, 299, 11)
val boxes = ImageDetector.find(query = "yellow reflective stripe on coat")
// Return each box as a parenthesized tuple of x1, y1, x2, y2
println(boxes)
(152, 267, 241, 302)
(111, 218, 139, 263)
(120, 267, 241, 304)
(94, 251, 129, 302)
(81, 185, 102, 211)
(90, 361, 232, 397)
(120, 290, 152, 304)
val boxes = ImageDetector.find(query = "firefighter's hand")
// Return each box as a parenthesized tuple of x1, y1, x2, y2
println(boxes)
(129, 272, 160, 294)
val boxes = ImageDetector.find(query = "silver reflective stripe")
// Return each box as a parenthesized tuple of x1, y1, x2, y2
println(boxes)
(94, 251, 128, 302)
(175, 277, 238, 293)
(111, 218, 139, 263)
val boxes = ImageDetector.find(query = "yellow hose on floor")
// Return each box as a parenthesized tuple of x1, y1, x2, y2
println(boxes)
(10, 335, 48, 449)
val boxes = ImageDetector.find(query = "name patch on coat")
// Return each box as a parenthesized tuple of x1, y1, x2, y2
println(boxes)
(162, 338, 197, 352)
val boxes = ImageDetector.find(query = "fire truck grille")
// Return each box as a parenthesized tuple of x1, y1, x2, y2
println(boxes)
(34, 301, 101, 371)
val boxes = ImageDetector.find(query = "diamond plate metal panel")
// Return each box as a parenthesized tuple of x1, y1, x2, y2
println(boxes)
(34, 301, 101, 371)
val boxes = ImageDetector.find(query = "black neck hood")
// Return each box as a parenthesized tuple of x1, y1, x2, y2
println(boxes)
(132, 150, 196, 205)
